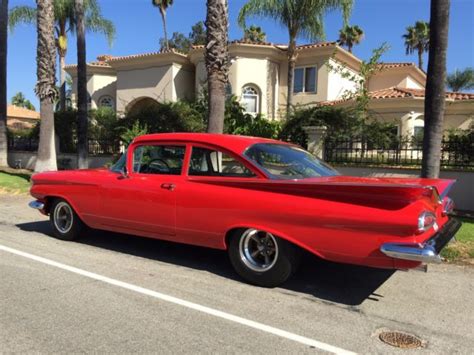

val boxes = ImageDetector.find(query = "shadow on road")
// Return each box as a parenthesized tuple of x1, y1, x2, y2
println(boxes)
(17, 220, 395, 306)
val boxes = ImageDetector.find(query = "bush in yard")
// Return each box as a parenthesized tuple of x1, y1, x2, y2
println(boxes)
(119, 101, 206, 135)
(224, 96, 281, 139)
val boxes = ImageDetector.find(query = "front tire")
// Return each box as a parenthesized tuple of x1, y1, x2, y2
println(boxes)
(50, 199, 84, 241)
(228, 228, 301, 287)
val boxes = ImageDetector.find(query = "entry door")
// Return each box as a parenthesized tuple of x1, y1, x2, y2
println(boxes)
(100, 144, 186, 237)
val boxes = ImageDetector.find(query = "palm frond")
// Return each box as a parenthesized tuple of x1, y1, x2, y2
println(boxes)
(86, 15, 116, 47)
(8, 6, 37, 32)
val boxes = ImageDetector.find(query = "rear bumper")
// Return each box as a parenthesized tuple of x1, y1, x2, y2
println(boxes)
(380, 218, 462, 263)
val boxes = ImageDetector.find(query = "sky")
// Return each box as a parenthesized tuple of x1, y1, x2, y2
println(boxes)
(6, 0, 474, 109)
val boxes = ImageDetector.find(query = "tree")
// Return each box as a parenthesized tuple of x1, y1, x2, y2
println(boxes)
(421, 0, 450, 179)
(189, 21, 206, 45)
(243, 25, 266, 43)
(403, 20, 430, 70)
(239, 0, 352, 119)
(205, 0, 229, 133)
(9, 0, 115, 112)
(446, 67, 474, 92)
(75, 0, 87, 168)
(35, 0, 58, 172)
(160, 31, 190, 52)
(338, 24, 363, 53)
(0, 0, 7, 167)
(152, 0, 173, 51)
(11, 92, 36, 110)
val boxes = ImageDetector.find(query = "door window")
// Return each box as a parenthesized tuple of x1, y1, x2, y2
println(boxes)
(133, 145, 185, 175)
(189, 147, 256, 177)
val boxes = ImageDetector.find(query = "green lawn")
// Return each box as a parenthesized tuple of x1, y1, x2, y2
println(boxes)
(441, 218, 474, 263)
(0, 170, 32, 194)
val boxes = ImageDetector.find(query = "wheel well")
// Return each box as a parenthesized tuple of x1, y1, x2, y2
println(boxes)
(43, 196, 61, 214)
(224, 227, 246, 250)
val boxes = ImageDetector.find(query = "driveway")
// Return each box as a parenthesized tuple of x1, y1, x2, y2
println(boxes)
(1, 194, 473, 353)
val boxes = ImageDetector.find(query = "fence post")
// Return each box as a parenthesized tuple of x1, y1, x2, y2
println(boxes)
(303, 126, 327, 160)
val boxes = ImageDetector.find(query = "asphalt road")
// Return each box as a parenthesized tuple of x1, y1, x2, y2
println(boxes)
(1, 194, 473, 354)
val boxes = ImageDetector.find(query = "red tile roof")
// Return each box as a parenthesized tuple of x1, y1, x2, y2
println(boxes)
(319, 87, 474, 106)
(7, 105, 40, 120)
(192, 41, 337, 51)
(377, 62, 417, 69)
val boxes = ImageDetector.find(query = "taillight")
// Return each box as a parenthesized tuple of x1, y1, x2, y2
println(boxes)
(442, 197, 454, 216)
(417, 211, 438, 234)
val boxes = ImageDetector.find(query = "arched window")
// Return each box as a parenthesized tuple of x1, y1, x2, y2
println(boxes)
(241, 85, 260, 114)
(99, 95, 114, 109)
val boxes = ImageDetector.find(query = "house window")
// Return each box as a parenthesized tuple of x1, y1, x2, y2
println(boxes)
(99, 95, 114, 109)
(241, 85, 259, 114)
(294, 66, 317, 93)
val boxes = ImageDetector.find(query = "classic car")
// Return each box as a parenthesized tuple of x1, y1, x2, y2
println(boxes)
(29, 133, 461, 287)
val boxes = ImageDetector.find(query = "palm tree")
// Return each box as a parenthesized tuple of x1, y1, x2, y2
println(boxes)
(403, 21, 430, 70)
(9, 0, 115, 112)
(238, 0, 353, 118)
(205, 0, 229, 133)
(75, 0, 87, 168)
(421, 0, 450, 179)
(243, 25, 266, 43)
(446, 67, 474, 92)
(35, 0, 58, 172)
(152, 0, 173, 51)
(0, 0, 7, 167)
(11, 92, 36, 110)
(338, 25, 363, 53)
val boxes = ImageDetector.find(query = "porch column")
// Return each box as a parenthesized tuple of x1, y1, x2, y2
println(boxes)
(303, 126, 327, 160)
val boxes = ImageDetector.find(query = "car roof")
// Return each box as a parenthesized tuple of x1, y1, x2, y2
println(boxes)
(132, 133, 289, 154)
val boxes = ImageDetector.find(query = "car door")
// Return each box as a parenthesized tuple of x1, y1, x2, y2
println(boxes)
(175, 144, 263, 248)
(99, 142, 186, 237)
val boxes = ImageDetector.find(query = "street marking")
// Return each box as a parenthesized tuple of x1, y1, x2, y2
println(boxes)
(0, 244, 356, 355)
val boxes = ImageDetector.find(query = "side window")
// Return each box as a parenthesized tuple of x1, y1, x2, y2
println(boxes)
(133, 145, 185, 175)
(189, 147, 256, 177)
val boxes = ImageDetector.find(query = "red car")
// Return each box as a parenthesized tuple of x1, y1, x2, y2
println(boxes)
(29, 133, 461, 287)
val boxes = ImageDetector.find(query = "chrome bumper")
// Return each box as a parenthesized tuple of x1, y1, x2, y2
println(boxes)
(380, 218, 462, 264)
(29, 200, 45, 210)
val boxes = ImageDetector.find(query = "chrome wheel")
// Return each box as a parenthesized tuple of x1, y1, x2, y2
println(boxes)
(239, 229, 279, 272)
(53, 201, 74, 234)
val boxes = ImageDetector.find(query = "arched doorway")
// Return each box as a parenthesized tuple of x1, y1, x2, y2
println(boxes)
(126, 97, 161, 117)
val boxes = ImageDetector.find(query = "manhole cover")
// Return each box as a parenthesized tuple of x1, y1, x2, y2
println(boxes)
(379, 331, 423, 349)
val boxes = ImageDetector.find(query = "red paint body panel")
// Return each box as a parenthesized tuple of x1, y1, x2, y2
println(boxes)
(30, 133, 456, 270)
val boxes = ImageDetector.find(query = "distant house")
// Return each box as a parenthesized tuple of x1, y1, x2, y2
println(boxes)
(7, 105, 40, 131)
(65, 41, 474, 136)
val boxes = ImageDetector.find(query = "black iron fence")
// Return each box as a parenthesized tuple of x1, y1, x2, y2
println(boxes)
(325, 135, 474, 169)
(8, 136, 120, 156)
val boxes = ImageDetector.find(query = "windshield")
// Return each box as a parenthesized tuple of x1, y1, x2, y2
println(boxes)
(245, 143, 338, 180)
(110, 150, 127, 173)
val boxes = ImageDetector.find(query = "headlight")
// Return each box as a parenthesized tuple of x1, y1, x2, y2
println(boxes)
(417, 211, 438, 233)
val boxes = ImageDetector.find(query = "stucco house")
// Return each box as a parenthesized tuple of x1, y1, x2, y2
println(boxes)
(65, 41, 474, 137)
(7, 105, 40, 131)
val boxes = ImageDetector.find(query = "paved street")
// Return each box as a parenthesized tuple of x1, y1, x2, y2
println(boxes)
(1, 193, 473, 354)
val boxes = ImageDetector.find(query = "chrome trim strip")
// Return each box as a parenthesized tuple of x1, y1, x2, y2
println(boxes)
(380, 242, 442, 263)
(28, 200, 45, 210)
(439, 180, 456, 200)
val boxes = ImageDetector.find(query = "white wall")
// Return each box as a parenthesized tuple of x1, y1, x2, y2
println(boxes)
(326, 59, 361, 101)
(8, 151, 114, 170)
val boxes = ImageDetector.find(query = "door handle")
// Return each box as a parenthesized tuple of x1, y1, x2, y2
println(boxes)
(161, 183, 176, 191)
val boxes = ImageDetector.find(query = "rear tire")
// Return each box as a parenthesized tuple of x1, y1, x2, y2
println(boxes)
(228, 228, 301, 287)
(49, 199, 84, 241)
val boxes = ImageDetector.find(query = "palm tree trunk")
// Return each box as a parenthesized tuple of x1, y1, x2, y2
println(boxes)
(0, 0, 8, 167)
(418, 47, 424, 70)
(75, 0, 88, 169)
(160, 10, 168, 50)
(35, 0, 57, 172)
(205, 0, 229, 134)
(421, 0, 450, 178)
(59, 54, 66, 111)
(286, 37, 296, 120)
